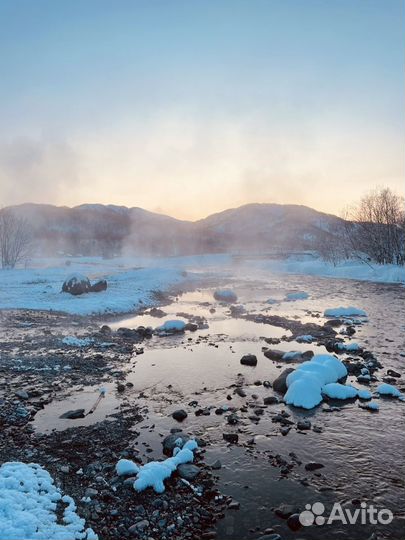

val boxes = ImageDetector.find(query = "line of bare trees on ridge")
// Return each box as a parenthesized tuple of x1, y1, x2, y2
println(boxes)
(318, 187, 405, 266)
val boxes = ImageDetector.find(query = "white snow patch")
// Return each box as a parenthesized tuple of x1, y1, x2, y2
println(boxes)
(155, 320, 186, 333)
(0, 462, 97, 540)
(284, 354, 348, 409)
(285, 291, 309, 301)
(117, 439, 199, 494)
(376, 383, 402, 398)
(116, 459, 140, 477)
(322, 383, 358, 400)
(324, 306, 367, 318)
(62, 336, 94, 347)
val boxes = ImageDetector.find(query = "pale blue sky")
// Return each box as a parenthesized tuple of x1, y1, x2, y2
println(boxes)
(0, 0, 403, 218)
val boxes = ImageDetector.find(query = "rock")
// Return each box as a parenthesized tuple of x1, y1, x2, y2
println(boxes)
(162, 433, 189, 454)
(177, 463, 200, 481)
(280, 426, 290, 436)
(297, 419, 311, 430)
(85, 488, 99, 497)
(273, 368, 295, 393)
(100, 325, 112, 334)
(117, 383, 126, 392)
(60, 409, 85, 419)
(223, 433, 238, 444)
(213, 289, 238, 303)
(184, 322, 199, 332)
(287, 513, 302, 531)
(15, 390, 29, 400)
(258, 534, 282, 540)
(387, 369, 401, 378)
(274, 503, 300, 518)
(228, 500, 240, 510)
(227, 413, 239, 425)
(210, 459, 222, 470)
(62, 274, 91, 295)
(60, 465, 70, 474)
(128, 520, 149, 535)
(172, 409, 188, 422)
(305, 462, 324, 471)
(263, 396, 279, 405)
(240, 354, 258, 366)
(90, 279, 107, 292)
(235, 387, 247, 397)
(263, 349, 285, 361)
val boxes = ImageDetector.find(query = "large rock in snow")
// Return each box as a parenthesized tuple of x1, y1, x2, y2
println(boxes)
(90, 279, 108, 292)
(62, 274, 91, 295)
(213, 289, 238, 303)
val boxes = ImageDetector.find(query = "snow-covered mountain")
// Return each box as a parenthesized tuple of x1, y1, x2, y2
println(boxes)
(7, 202, 345, 256)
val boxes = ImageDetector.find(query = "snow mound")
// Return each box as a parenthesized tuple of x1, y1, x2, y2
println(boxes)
(0, 462, 97, 540)
(376, 383, 402, 398)
(285, 291, 309, 301)
(115, 440, 198, 494)
(284, 354, 348, 409)
(324, 306, 367, 317)
(322, 383, 358, 400)
(361, 401, 380, 411)
(155, 320, 186, 333)
(213, 289, 238, 302)
(116, 459, 140, 477)
(62, 336, 94, 347)
(357, 389, 372, 400)
(296, 335, 314, 343)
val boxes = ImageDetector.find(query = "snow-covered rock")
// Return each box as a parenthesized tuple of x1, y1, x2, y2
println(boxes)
(62, 274, 91, 296)
(284, 354, 348, 409)
(360, 401, 380, 411)
(357, 389, 372, 400)
(117, 439, 199, 494)
(335, 342, 361, 352)
(324, 306, 367, 318)
(376, 383, 402, 398)
(213, 289, 238, 303)
(155, 320, 186, 334)
(0, 462, 97, 540)
(322, 383, 358, 399)
(116, 459, 140, 477)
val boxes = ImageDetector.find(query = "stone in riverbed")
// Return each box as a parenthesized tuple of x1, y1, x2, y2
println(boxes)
(297, 419, 311, 430)
(240, 354, 258, 366)
(177, 463, 200, 481)
(214, 289, 238, 303)
(273, 368, 295, 393)
(90, 279, 107, 292)
(172, 409, 188, 422)
(287, 513, 302, 531)
(263, 396, 279, 405)
(274, 503, 300, 518)
(305, 462, 324, 471)
(263, 349, 285, 361)
(162, 433, 189, 454)
(60, 408, 85, 419)
(15, 390, 29, 400)
(223, 433, 238, 444)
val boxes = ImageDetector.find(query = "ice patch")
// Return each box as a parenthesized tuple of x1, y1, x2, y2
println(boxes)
(0, 462, 97, 540)
(116, 459, 140, 477)
(357, 389, 372, 400)
(336, 342, 361, 352)
(296, 335, 314, 343)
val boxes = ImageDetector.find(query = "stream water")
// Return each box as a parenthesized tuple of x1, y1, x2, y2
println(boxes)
(33, 273, 405, 539)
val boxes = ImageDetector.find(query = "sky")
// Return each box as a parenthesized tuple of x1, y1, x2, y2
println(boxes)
(0, 0, 403, 220)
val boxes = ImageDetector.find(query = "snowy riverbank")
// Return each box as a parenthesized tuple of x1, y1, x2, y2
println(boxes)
(0, 254, 403, 316)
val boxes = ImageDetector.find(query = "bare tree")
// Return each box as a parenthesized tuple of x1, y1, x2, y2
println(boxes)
(0, 208, 33, 269)
(345, 187, 405, 265)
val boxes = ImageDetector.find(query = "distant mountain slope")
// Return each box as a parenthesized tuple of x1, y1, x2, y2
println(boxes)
(6, 202, 345, 256)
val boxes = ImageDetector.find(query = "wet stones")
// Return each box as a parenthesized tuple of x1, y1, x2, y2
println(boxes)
(223, 433, 238, 444)
(263, 396, 279, 405)
(234, 387, 247, 398)
(273, 368, 294, 393)
(177, 463, 200, 481)
(263, 349, 285, 361)
(296, 419, 311, 430)
(15, 390, 29, 400)
(90, 279, 107, 293)
(274, 503, 300, 518)
(305, 462, 324, 471)
(60, 408, 85, 419)
(162, 433, 190, 453)
(240, 354, 257, 366)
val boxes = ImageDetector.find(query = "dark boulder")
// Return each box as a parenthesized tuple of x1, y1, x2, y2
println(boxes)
(90, 279, 107, 292)
(273, 368, 294, 393)
(240, 354, 258, 366)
